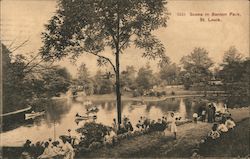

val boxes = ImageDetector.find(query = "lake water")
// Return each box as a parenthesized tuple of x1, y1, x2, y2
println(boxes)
(1, 96, 224, 147)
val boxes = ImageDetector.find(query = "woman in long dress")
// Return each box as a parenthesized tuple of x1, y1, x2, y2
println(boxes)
(169, 112, 177, 139)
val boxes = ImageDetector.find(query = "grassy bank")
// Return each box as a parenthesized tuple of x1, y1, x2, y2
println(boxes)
(199, 118, 250, 157)
(80, 107, 249, 158)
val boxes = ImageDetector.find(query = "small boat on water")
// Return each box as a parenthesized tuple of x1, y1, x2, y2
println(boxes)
(86, 106, 99, 114)
(25, 111, 45, 120)
(75, 114, 97, 121)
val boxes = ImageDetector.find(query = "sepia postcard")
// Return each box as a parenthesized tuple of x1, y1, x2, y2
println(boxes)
(1, 0, 249, 158)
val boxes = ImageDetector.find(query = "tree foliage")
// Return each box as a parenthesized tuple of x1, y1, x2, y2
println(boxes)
(219, 47, 245, 83)
(76, 63, 94, 95)
(2, 43, 71, 113)
(219, 47, 249, 103)
(120, 66, 137, 90)
(41, 0, 169, 125)
(40, 0, 169, 68)
(180, 47, 213, 84)
(159, 62, 181, 85)
(222, 46, 243, 65)
(93, 70, 114, 94)
(136, 64, 156, 91)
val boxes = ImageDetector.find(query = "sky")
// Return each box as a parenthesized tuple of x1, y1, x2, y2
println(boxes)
(1, 0, 249, 77)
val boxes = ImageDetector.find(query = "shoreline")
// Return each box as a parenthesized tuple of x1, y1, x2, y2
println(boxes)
(2, 107, 248, 147)
(83, 106, 250, 158)
(74, 91, 227, 102)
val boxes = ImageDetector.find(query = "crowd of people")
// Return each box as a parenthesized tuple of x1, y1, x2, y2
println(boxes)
(21, 110, 184, 158)
(193, 102, 231, 123)
(102, 112, 183, 148)
(207, 117, 236, 140)
(191, 102, 236, 140)
(20, 101, 234, 159)
(21, 136, 75, 159)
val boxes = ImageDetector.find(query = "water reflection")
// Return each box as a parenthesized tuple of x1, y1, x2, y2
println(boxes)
(1, 97, 224, 147)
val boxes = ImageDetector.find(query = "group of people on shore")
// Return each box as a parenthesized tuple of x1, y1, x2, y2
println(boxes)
(191, 102, 237, 144)
(207, 116, 236, 140)
(23, 100, 226, 159)
(107, 112, 181, 141)
(193, 102, 231, 123)
(21, 135, 75, 159)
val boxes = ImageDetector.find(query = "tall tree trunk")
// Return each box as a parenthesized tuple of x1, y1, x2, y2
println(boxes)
(116, 0, 121, 128)
(115, 52, 122, 128)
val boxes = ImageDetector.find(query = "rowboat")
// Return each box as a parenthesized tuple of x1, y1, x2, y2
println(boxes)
(75, 115, 97, 121)
(86, 106, 99, 114)
(25, 111, 45, 120)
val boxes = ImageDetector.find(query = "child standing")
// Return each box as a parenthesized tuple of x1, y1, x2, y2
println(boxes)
(193, 113, 198, 124)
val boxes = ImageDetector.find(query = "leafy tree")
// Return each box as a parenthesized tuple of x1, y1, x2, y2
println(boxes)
(77, 63, 94, 95)
(2, 44, 34, 113)
(222, 46, 243, 65)
(136, 64, 155, 91)
(219, 47, 249, 106)
(219, 47, 244, 83)
(180, 47, 214, 84)
(2, 43, 72, 113)
(159, 62, 181, 85)
(93, 70, 114, 94)
(120, 65, 137, 90)
(41, 66, 71, 97)
(179, 71, 192, 90)
(40, 0, 168, 125)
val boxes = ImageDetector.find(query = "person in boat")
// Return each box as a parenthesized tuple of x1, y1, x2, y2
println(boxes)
(75, 113, 80, 117)
(86, 106, 99, 113)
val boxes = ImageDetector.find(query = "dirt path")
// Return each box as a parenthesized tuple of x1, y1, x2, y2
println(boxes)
(84, 107, 249, 158)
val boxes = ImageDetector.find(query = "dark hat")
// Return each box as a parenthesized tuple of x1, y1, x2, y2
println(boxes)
(26, 139, 32, 144)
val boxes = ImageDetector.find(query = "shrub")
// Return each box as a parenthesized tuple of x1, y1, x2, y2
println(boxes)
(76, 122, 110, 146)
(88, 142, 102, 150)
